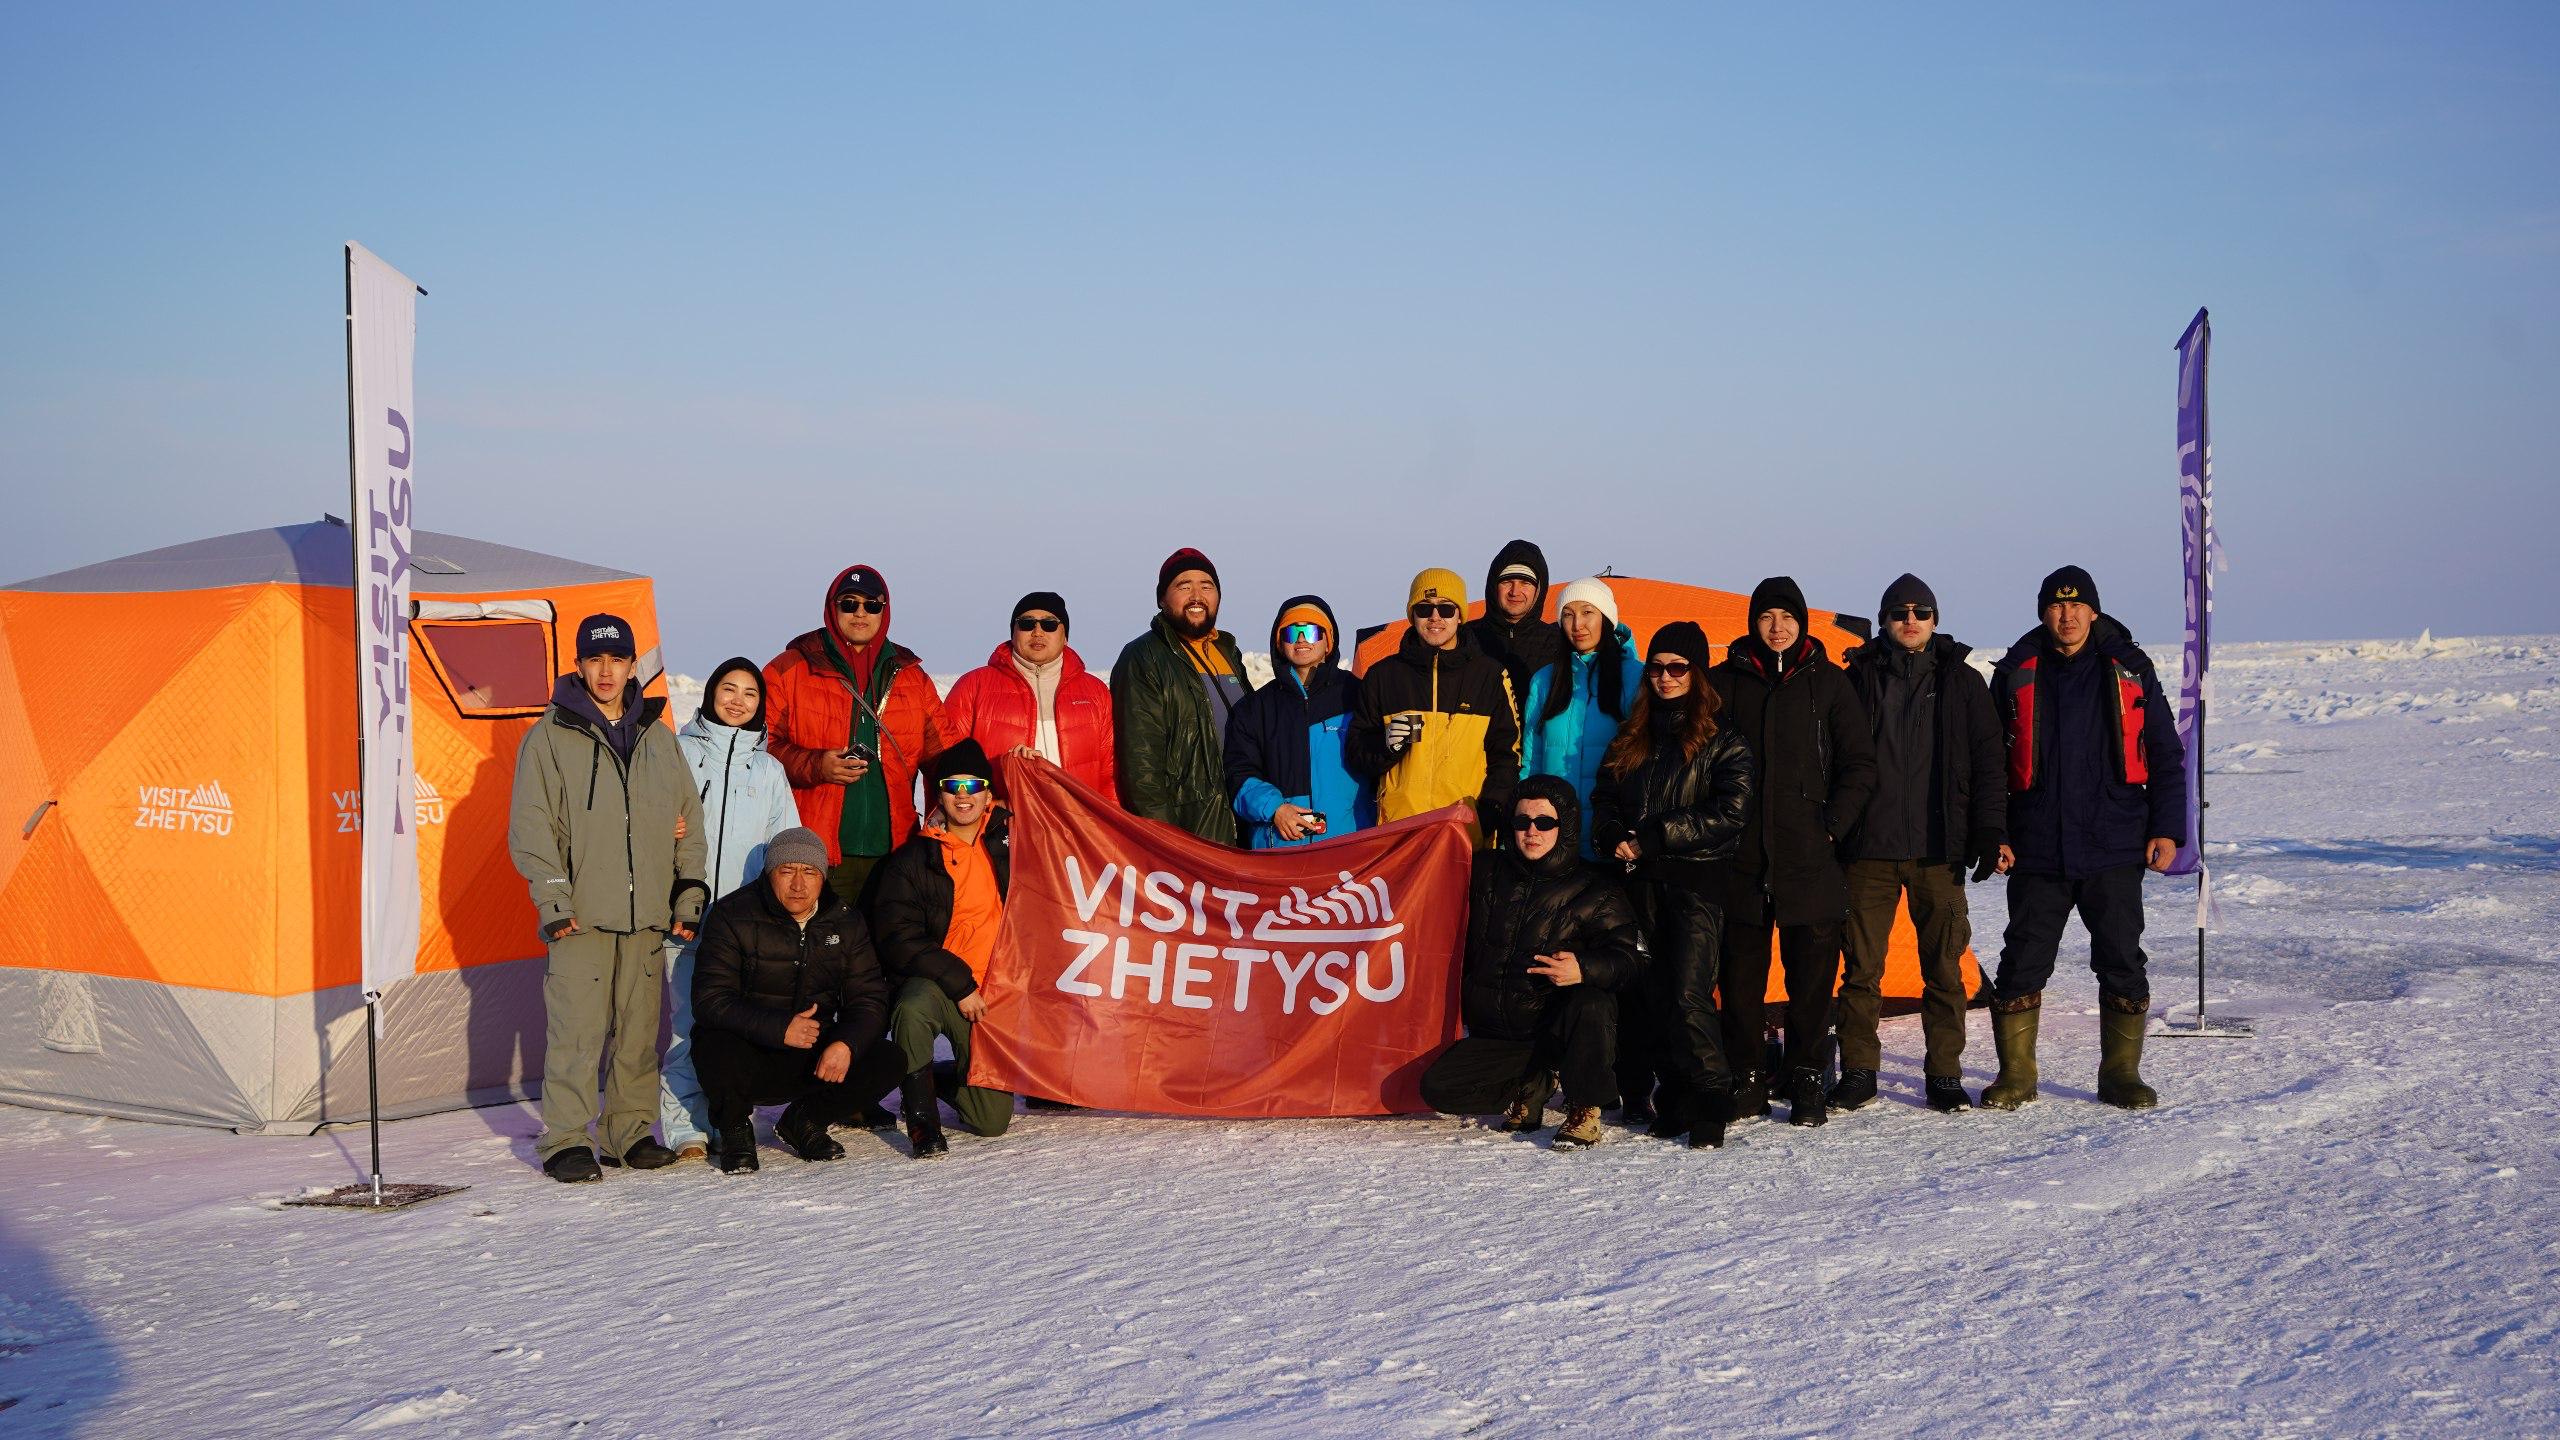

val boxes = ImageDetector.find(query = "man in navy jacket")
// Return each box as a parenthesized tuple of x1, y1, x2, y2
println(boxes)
(1982, 566, 2187, 1112)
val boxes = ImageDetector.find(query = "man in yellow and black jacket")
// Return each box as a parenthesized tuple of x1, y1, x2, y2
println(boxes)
(1350, 568, 1520, 849)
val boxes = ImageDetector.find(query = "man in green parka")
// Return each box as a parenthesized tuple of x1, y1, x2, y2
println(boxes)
(1111, 547, 1252, 844)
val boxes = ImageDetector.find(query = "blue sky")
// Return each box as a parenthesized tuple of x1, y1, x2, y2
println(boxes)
(4, 4, 2554, 672)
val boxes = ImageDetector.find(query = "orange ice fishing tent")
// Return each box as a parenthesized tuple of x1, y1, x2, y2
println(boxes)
(0, 520, 666, 1131)
(1354, 572, 1982, 1008)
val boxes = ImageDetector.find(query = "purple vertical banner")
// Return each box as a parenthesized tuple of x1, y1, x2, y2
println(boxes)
(2168, 308, 2212, 876)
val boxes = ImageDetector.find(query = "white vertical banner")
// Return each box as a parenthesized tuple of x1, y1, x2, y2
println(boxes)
(347, 242, 421, 1009)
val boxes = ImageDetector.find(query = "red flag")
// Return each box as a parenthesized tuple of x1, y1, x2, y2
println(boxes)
(970, 760, 1472, 1117)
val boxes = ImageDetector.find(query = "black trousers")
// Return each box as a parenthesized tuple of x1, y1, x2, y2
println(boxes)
(1420, 987, 1620, 1113)
(1632, 881, 1729, 1098)
(1719, 899, 1844, 1076)
(692, 1025, 906, 1133)
(1994, 864, 2150, 1006)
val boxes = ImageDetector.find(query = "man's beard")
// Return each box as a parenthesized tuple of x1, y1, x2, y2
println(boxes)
(1172, 606, 1217, 641)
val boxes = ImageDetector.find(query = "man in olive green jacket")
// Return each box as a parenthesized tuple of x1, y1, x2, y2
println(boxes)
(1112, 548, 1252, 844)
(508, 614, 709, 1182)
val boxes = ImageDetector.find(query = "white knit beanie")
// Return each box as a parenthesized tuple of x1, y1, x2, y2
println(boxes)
(1553, 577, 1620, 628)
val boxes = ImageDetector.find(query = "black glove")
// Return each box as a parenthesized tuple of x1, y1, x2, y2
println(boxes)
(543, 916, 577, 943)
(1966, 829, 2004, 885)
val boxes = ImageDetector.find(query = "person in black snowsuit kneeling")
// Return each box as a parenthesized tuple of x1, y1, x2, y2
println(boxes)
(1419, 775, 1643, 1149)
(689, 827, 909, 1174)
(1591, 621, 1757, 1148)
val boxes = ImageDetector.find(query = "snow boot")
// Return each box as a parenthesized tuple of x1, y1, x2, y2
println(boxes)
(1925, 1076, 1974, 1113)
(1980, 995, 2042, 1111)
(715, 1124, 759, 1175)
(860, 1102, 899, 1129)
(599, 1137, 678, 1171)
(1500, 1072, 1556, 1132)
(543, 1146, 602, 1184)
(1689, 1082, 1731, 1150)
(1729, 1070, 1771, 1121)
(1827, 1067, 1879, 1112)
(2096, 999, 2159, 1110)
(1553, 1105, 1605, 1148)
(775, 1104, 845, 1162)
(1785, 1067, 1829, 1127)
(901, 1067, 948, 1160)
(1619, 1088, 1655, 1128)
(1647, 1080, 1693, 1140)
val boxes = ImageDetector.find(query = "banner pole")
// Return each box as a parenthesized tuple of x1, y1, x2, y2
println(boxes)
(367, 997, 384, 1206)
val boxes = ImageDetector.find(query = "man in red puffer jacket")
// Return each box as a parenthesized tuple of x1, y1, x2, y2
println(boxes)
(941, 591, 1117, 801)
(764, 564, 948, 904)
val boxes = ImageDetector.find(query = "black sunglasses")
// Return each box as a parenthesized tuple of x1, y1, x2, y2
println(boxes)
(834, 596, 886, 615)
(1644, 659, 1693, 678)
(1411, 602, 1461, 621)
(1885, 605, 1936, 622)
(1013, 615, 1063, 633)
(1511, 814, 1561, 833)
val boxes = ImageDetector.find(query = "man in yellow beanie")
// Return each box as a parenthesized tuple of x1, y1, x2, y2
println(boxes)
(1349, 568, 1521, 847)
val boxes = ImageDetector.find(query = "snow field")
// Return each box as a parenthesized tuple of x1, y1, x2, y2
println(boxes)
(2, 635, 2557, 1438)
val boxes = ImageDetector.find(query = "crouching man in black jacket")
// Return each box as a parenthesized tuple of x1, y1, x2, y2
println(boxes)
(1419, 775, 1644, 1149)
(690, 826, 907, 1173)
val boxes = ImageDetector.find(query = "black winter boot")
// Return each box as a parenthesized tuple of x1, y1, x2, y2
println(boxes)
(1827, 1068, 1879, 1112)
(775, 1103, 845, 1162)
(901, 1067, 948, 1160)
(714, 1124, 758, 1175)
(1925, 1076, 1974, 1113)
(1786, 1068, 1829, 1127)
(1729, 1070, 1770, 1121)
(1647, 1081, 1693, 1140)
(1689, 1083, 1731, 1150)
(543, 1146, 602, 1183)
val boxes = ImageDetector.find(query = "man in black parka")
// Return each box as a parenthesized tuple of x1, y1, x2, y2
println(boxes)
(1461, 538, 1564, 712)
(1708, 576, 1877, 1128)
(1835, 574, 2006, 1114)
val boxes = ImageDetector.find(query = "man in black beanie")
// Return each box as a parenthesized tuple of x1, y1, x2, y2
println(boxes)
(1834, 574, 2007, 1113)
(1707, 577, 1876, 1129)
(1111, 547, 1250, 842)
(1981, 565, 2186, 1113)
(942, 590, 1118, 799)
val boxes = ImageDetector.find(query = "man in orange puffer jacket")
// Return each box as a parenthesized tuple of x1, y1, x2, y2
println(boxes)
(763, 564, 948, 903)
(940, 590, 1116, 802)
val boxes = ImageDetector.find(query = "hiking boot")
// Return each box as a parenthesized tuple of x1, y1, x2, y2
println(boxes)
(715, 1123, 759, 1175)
(1827, 1068, 1879, 1112)
(1689, 1083, 1731, 1150)
(1500, 1073, 1556, 1132)
(1729, 1070, 1770, 1121)
(610, 1138, 679, 1171)
(1553, 1106, 1605, 1148)
(2096, 999, 2159, 1110)
(1785, 1068, 1829, 1128)
(1980, 995, 2043, 1111)
(543, 1147, 602, 1184)
(775, 1104, 845, 1162)
(1925, 1076, 1974, 1113)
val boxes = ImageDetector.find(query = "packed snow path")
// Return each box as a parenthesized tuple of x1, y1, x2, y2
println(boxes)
(3, 637, 2556, 1438)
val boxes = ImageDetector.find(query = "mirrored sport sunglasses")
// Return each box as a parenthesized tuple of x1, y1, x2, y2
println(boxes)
(1511, 814, 1561, 833)
(1644, 659, 1693, 678)
(834, 596, 887, 615)
(1410, 602, 1461, 621)
(1279, 622, 1328, 645)
(1014, 615, 1063, 633)
(1885, 605, 1936, 622)
(937, 776, 991, 796)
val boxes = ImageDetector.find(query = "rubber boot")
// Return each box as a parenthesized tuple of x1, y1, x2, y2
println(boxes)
(1979, 995, 2042, 1111)
(2096, 998, 2159, 1110)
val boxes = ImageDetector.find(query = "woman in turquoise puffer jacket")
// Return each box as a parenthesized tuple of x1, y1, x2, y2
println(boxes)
(1519, 578, 1641, 861)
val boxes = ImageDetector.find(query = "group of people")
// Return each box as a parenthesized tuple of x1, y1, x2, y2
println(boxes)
(508, 542, 2186, 1179)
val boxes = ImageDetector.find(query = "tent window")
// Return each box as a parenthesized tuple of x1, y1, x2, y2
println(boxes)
(414, 619, 554, 718)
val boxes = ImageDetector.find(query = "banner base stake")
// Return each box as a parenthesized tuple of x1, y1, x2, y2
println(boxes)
(283, 1182, 469, 1211)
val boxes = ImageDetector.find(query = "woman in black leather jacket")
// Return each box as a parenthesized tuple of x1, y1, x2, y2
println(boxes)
(1419, 775, 1644, 1148)
(1591, 621, 1755, 1148)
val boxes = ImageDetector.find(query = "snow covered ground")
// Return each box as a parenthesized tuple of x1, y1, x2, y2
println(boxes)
(4, 636, 2558, 1438)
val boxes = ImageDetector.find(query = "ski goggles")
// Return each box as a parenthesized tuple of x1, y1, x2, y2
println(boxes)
(1279, 622, 1328, 645)
(1510, 814, 1561, 833)
(1410, 602, 1461, 621)
(1013, 615, 1063, 632)
(834, 596, 887, 615)
(1884, 605, 1936, 622)
(937, 776, 991, 796)
(1644, 659, 1694, 678)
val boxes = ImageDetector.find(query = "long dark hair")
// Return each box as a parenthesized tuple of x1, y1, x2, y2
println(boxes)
(1538, 625, 1630, 726)
(1599, 678, 1721, 778)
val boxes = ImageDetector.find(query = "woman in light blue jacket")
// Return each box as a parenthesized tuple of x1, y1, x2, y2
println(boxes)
(1519, 578, 1641, 860)
(660, 656, 802, 1158)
